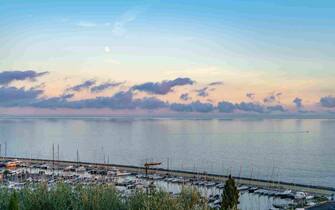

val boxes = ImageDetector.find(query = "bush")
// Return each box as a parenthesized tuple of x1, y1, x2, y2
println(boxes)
(8, 191, 19, 210)
(0, 183, 210, 210)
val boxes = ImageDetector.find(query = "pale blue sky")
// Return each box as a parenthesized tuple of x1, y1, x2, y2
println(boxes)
(0, 0, 334, 113)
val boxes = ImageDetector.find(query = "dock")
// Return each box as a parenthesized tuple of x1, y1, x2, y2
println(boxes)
(3, 156, 335, 196)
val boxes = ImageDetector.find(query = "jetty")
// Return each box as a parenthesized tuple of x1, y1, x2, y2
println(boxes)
(2, 156, 335, 196)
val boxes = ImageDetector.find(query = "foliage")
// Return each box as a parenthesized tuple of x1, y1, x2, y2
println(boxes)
(221, 176, 239, 210)
(0, 183, 211, 210)
(8, 191, 19, 210)
(3, 169, 10, 179)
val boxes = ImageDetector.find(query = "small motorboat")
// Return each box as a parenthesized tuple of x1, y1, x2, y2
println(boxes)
(237, 185, 250, 191)
(64, 165, 75, 172)
(278, 190, 295, 199)
(248, 187, 258, 193)
(205, 182, 216, 187)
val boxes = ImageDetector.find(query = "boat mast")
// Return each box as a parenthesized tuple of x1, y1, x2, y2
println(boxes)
(52, 143, 55, 173)
(76, 149, 79, 166)
(57, 144, 59, 161)
(4, 141, 7, 158)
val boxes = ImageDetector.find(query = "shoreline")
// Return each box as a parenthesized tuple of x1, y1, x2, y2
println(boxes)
(4, 156, 335, 196)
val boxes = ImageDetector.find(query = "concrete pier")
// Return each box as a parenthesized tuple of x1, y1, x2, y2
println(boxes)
(3, 156, 335, 196)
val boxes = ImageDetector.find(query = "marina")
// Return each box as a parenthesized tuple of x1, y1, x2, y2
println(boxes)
(2, 117, 334, 189)
(2, 1, 335, 209)
(1, 157, 334, 210)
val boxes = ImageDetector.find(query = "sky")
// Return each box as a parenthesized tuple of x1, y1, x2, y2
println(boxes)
(0, 0, 335, 115)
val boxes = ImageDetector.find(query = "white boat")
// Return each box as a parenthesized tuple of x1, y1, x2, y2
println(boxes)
(171, 178, 180, 183)
(64, 165, 74, 171)
(216, 183, 225, 189)
(107, 168, 131, 177)
(248, 187, 258, 193)
(254, 189, 265, 194)
(152, 174, 163, 180)
(278, 190, 295, 199)
(76, 166, 86, 173)
(205, 182, 216, 187)
(295, 191, 306, 199)
(237, 185, 250, 191)
(307, 201, 316, 206)
(213, 199, 221, 205)
(39, 164, 50, 170)
(116, 170, 131, 177)
(306, 195, 314, 200)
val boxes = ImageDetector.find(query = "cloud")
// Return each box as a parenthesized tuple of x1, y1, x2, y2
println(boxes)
(90, 81, 123, 93)
(208, 81, 223, 86)
(320, 96, 335, 108)
(135, 97, 167, 110)
(66, 80, 96, 92)
(195, 87, 208, 97)
(218, 101, 269, 113)
(0, 85, 309, 115)
(263, 95, 276, 104)
(170, 101, 214, 113)
(34, 93, 74, 109)
(35, 91, 167, 110)
(0, 70, 48, 85)
(236, 102, 264, 113)
(65, 91, 135, 109)
(0, 86, 43, 106)
(217, 101, 236, 113)
(266, 105, 286, 112)
(112, 7, 145, 36)
(31, 83, 46, 90)
(191, 101, 214, 112)
(263, 92, 282, 104)
(62, 93, 75, 99)
(132, 77, 194, 95)
(170, 103, 193, 112)
(180, 93, 190, 101)
(246, 93, 255, 100)
(293, 97, 303, 109)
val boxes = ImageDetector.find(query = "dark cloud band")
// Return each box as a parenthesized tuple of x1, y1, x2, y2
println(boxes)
(0, 70, 48, 85)
(66, 80, 96, 92)
(132, 77, 194, 95)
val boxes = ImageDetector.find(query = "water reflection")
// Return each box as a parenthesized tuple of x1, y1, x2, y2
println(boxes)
(0, 117, 334, 187)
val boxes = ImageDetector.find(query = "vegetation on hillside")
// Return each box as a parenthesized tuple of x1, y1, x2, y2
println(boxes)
(0, 183, 212, 210)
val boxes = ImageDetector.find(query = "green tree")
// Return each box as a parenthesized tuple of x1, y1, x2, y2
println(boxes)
(3, 169, 10, 180)
(221, 175, 239, 210)
(8, 191, 19, 210)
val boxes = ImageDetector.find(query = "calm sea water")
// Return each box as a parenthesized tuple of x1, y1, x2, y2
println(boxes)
(1, 117, 334, 188)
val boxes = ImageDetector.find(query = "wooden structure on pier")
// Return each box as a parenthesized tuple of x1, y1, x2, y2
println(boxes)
(144, 162, 161, 176)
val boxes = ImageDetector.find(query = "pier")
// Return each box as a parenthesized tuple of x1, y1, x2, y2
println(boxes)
(3, 156, 335, 196)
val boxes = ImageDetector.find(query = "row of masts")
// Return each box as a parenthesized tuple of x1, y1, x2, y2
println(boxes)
(0, 143, 285, 188)
(50, 144, 110, 168)
(0, 142, 7, 158)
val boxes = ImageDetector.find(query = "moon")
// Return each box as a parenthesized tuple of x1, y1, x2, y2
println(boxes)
(104, 46, 110, 53)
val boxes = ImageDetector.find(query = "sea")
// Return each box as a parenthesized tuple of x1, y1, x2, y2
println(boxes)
(1, 116, 334, 188)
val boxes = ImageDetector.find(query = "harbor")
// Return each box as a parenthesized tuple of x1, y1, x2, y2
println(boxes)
(1, 157, 334, 209)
